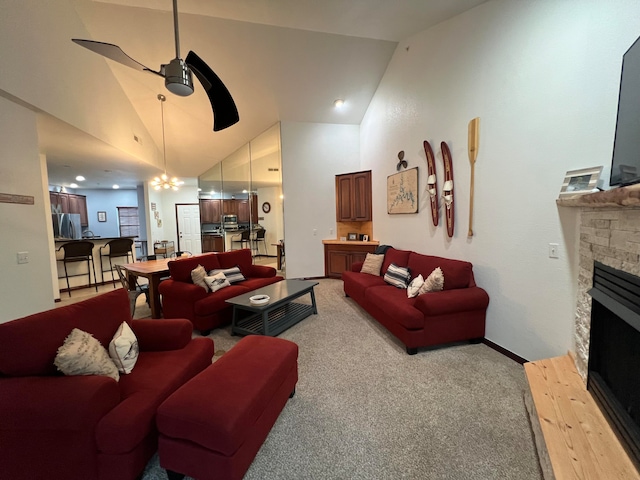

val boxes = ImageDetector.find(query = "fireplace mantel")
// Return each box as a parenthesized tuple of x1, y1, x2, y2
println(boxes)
(557, 184, 640, 208)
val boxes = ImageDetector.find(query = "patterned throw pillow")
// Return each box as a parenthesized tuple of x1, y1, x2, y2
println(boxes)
(109, 322, 139, 374)
(360, 253, 384, 276)
(204, 272, 231, 292)
(419, 267, 444, 294)
(407, 274, 424, 298)
(383, 263, 411, 289)
(209, 266, 246, 284)
(54, 328, 119, 381)
(191, 264, 208, 291)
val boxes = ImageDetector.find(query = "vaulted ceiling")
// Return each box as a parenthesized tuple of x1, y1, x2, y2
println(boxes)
(44, 0, 487, 189)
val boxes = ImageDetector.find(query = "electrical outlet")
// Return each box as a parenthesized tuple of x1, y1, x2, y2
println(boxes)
(548, 243, 559, 259)
(17, 251, 29, 264)
(329, 228, 334, 235)
(313, 228, 317, 236)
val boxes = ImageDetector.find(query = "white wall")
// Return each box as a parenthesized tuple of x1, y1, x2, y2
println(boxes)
(360, 0, 640, 361)
(0, 97, 56, 322)
(281, 122, 360, 278)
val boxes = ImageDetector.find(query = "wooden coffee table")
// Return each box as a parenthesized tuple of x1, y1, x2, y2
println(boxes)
(226, 279, 319, 337)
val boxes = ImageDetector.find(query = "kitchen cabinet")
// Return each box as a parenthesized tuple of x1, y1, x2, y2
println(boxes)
(336, 170, 372, 222)
(202, 234, 224, 253)
(237, 200, 250, 223)
(223, 200, 237, 215)
(50, 192, 88, 226)
(323, 242, 377, 279)
(200, 199, 222, 223)
(68, 194, 88, 226)
(250, 194, 258, 223)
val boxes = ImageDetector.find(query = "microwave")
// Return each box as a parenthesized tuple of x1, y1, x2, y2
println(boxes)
(222, 214, 238, 224)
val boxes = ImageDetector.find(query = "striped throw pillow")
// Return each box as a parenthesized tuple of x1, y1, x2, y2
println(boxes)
(383, 263, 411, 289)
(209, 266, 246, 284)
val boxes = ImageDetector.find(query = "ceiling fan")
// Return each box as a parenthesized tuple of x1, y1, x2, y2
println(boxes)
(72, 0, 239, 132)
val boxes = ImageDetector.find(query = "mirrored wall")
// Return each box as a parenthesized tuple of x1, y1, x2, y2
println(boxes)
(198, 123, 284, 274)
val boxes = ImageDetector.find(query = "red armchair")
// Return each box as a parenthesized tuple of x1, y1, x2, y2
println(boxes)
(0, 289, 214, 480)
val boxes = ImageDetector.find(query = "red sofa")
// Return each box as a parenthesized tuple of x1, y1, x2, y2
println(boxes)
(342, 247, 489, 354)
(0, 289, 214, 480)
(158, 249, 283, 335)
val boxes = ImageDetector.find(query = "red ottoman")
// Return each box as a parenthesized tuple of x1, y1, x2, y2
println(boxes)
(156, 335, 299, 480)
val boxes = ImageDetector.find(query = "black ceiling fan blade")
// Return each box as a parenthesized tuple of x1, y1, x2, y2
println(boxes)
(185, 51, 239, 131)
(72, 39, 162, 76)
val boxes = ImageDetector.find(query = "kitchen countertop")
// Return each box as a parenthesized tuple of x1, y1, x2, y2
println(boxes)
(54, 236, 135, 243)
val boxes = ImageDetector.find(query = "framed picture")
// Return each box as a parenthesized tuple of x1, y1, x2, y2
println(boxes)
(347, 232, 358, 241)
(97, 211, 107, 222)
(362, 234, 369, 242)
(387, 167, 419, 214)
(559, 166, 603, 197)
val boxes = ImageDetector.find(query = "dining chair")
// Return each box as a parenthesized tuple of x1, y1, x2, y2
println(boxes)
(114, 264, 150, 317)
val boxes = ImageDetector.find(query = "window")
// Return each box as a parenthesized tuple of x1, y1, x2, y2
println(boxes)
(117, 207, 140, 238)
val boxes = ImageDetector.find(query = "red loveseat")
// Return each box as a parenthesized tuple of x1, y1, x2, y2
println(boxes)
(0, 289, 214, 480)
(158, 249, 283, 335)
(342, 247, 489, 354)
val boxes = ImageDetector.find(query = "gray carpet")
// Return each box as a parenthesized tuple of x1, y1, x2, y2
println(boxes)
(142, 279, 542, 480)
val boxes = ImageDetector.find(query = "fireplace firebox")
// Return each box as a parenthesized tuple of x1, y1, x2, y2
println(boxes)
(588, 261, 640, 470)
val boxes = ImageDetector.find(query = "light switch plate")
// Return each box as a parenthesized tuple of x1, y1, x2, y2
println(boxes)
(17, 251, 29, 264)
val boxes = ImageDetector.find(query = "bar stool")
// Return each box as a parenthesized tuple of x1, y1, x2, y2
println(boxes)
(231, 230, 251, 250)
(253, 229, 267, 256)
(57, 241, 98, 297)
(99, 238, 134, 287)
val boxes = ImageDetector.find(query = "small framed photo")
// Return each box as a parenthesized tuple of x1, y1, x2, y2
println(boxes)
(362, 234, 369, 242)
(347, 232, 358, 241)
(559, 166, 603, 197)
(97, 211, 107, 222)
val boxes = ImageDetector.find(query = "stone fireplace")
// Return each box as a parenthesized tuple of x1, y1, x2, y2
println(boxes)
(573, 204, 640, 380)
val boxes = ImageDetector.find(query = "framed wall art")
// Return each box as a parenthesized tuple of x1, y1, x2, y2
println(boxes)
(559, 166, 603, 197)
(387, 167, 419, 214)
(97, 211, 107, 222)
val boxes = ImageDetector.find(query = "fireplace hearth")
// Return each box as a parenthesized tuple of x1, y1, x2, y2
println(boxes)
(588, 261, 640, 470)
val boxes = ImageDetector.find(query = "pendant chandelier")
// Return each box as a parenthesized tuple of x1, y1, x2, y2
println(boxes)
(152, 93, 184, 191)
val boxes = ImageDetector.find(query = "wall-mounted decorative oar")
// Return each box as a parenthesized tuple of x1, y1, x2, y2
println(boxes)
(468, 117, 479, 237)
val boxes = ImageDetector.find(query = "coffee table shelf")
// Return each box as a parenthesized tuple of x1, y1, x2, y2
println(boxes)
(227, 280, 319, 337)
(234, 302, 315, 336)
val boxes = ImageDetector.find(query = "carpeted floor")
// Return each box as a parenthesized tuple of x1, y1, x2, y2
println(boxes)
(142, 278, 542, 480)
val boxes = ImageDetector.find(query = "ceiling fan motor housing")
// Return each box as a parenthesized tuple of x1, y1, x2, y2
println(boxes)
(164, 57, 194, 96)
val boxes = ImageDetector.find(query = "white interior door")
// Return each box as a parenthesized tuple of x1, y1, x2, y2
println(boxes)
(177, 204, 202, 254)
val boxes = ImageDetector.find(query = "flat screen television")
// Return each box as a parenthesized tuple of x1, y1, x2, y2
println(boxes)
(610, 35, 640, 187)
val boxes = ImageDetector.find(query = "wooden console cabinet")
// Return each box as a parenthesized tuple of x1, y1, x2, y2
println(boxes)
(323, 241, 378, 279)
(336, 170, 372, 222)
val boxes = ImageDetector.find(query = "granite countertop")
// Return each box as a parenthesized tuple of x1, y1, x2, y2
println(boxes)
(54, 236, 135, 242)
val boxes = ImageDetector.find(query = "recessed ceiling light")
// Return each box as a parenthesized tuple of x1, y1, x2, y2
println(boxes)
(75, 175, 85, 181)
(112, 184, 120, 189)
(197, 188, 202, 192)
(69, 183, 78, 188)
(334, 99, 344, 108)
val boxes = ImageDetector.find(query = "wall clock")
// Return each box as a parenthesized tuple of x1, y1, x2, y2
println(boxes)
(262, 202, 271, 213)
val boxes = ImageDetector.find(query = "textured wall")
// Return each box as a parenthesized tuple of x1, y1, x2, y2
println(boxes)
(574, 207, 640, 380)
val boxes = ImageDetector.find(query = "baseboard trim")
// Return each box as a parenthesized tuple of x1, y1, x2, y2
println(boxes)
(482, 338, 528, 364)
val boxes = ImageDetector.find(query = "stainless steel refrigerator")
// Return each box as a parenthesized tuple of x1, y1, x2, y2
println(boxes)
(52, 213, 82, 240)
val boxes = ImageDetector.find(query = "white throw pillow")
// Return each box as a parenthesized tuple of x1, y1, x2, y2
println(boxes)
(54, 328, 119, 381)
(407, 274, 425, 298)
(191, 264, 208, 291)
(109, 321, 139, 374)
(419, 267, 444, 295)
(204, 272, 231, 292)
(360, 253, 384, 276)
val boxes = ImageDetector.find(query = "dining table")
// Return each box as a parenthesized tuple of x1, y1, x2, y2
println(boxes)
(122, 257, 171, 318)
